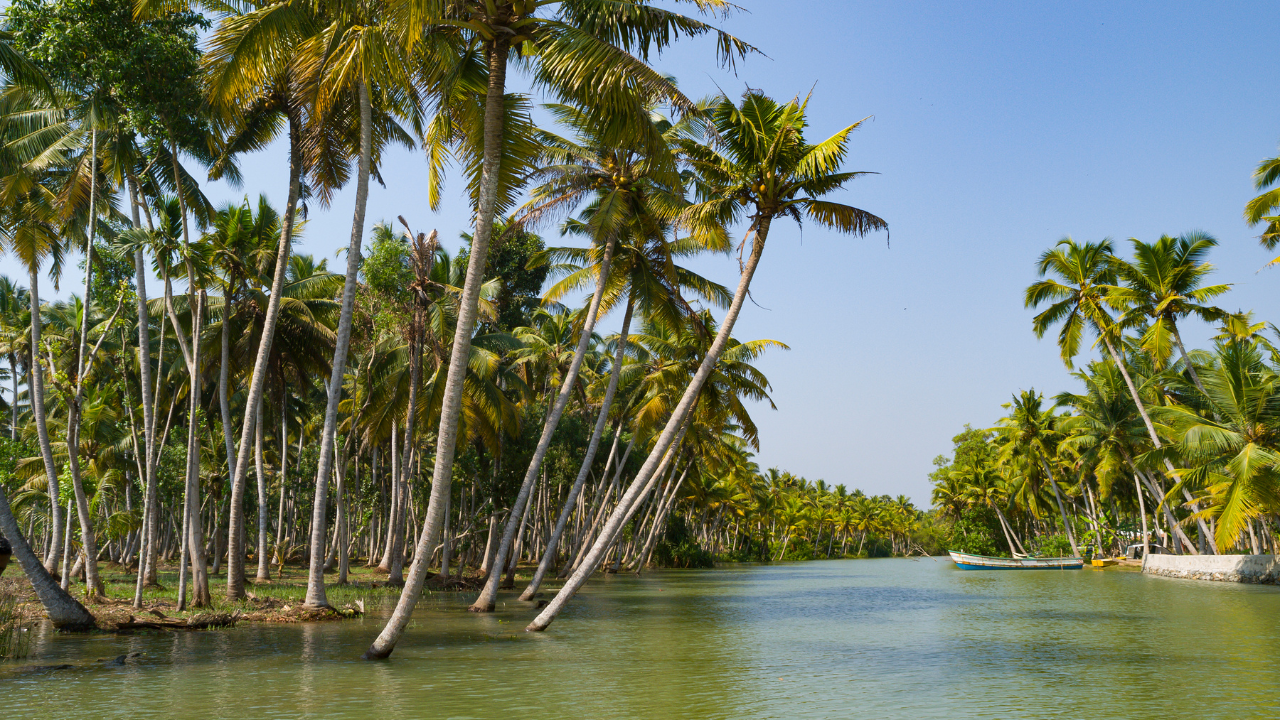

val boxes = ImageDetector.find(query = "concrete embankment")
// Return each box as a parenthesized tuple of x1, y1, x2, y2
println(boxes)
(1143, 554, 1280, 585)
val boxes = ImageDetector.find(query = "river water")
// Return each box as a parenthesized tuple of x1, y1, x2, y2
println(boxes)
(3, 558, 1279, 719)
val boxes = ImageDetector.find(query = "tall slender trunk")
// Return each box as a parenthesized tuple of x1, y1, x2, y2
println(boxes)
(253, 393, 272, 580)
(528, 215, 772, 632)
(226, 111, 303, 600)
(63, 130, 104, 597)
(27, 266, 62, 573)
(1101, 336, 1217, 553)
(305, 80, 371, 607)
(522, 293, 634, 600)
(365, 40, 509, 659)
(218, 271, 238, 526)
(128, 176, 158, 609)
(470, 234, 616, 612)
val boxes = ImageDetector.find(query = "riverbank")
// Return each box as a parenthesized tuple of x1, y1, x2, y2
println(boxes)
(1143, 553, 1280, 584)
(1, 561, 493, 632)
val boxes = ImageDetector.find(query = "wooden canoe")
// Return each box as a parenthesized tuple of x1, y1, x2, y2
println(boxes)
(948, 550, 1084, 570)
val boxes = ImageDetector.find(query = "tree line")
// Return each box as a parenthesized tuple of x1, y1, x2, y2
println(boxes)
(0, 0, 889, 658)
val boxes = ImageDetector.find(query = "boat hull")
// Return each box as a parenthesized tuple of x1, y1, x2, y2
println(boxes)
(948, 551, 1083, 570)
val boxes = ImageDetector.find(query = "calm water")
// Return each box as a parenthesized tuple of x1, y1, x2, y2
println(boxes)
(4, 558, 1280, 719)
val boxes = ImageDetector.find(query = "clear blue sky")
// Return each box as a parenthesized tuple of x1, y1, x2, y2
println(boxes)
(5, 1, 1279, 504)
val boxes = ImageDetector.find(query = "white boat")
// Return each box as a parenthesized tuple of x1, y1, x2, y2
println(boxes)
(948, 550, 1084, 570)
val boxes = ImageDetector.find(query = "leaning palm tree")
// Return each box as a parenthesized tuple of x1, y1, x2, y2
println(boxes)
(1025, 236, 1217, 552)
(528, 90, 886, 631)
(366, 0, 753, 658)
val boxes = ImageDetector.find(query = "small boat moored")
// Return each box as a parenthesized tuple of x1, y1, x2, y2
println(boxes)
(948, 550, 1084, 570)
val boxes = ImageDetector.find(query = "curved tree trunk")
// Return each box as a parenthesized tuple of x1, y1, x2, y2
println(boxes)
(226, 112, 302, 600)
(521, 292, 634, 600)
(27, 266, 62, 573)
(364, 41, 509, 659)
(0, 482, 94, 628)
(304, 80, 371, 607)
(528, 216, 772, 632)
(566, 429, 634, 576)
(470, 234, 616, 612)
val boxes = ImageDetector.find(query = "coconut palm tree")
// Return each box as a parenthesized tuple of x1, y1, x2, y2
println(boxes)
(993, 390, 1079, 556)
(1244, 147, 1280, 264)
(1158, 339, 1280, 552)
(367, 0, 753, 657)
(1026, 236, 1218, 552)
(529, 89, 886, 632)
(1110, 232, 1229, 393)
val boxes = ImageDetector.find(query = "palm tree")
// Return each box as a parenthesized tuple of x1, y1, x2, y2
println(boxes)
(1158, 340, 1280, 552)
(368, 0, 753, 657)
(529, 89, 886, 632)
(993, 390, 1079, 556)
(1244, 147, 1280, 264)
(0, 89, 95, 628)
(1110, 232, 1229, 393)
(1026, 237, 1218, 553)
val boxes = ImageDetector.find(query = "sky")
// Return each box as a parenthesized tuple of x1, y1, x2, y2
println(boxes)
(5, 1, 1280, 505)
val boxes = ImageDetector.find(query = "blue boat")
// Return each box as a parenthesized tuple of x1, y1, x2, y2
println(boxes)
(948, 550, 1084, 570)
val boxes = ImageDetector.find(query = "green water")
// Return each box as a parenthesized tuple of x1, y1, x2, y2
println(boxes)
(3, 559, 1279, 719)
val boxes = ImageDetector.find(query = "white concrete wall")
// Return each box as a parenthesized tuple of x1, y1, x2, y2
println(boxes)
(1143, 554, 1280, 585)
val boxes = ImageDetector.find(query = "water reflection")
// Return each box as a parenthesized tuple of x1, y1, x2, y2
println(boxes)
(3, 560, 1280, 719)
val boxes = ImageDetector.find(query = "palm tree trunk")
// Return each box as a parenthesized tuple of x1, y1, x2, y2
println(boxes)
(127, 176, 158, 609)
(252, 393, 267, 579)
(1134, 473, 1150, 558)
(1100, 336, 1218, 553)
(521, 292, 634, 600)
(66, 130, 103, 596)
(1037, 459, 1080, 555)
(0, 481, 94, 628)
(528, 215, 773, 632)
(470, 234, 617, 612)
(363, 39, 511, 659)
(226, 112, 302, 600)
(566, 429, 634, 576)
(26, 265, 62, 573)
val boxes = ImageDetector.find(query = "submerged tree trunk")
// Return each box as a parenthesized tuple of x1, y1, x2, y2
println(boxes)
(365, 40, 509, 659)
(528, 216, 773, 632)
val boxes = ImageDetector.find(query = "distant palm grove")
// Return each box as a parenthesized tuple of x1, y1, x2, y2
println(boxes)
(0, 0, 911, 657)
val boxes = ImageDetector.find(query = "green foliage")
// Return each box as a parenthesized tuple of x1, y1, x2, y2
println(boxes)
(944, 507, 1005, 557)
(653, 515, 714, 568)
(464, 224, 548, 332)
(7, 0, 208, 141)
(1030, 534, 1074, 558)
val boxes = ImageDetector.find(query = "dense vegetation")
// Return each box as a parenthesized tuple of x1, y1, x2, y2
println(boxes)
(0, 0, 899, 655)
(931, 221, 1280, 559)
